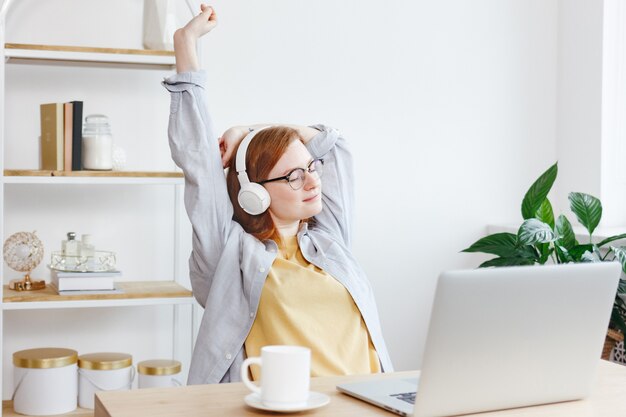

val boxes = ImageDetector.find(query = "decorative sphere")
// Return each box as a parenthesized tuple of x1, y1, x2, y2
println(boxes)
(3, 232, 44, 272)
(15, 244, 30, 259)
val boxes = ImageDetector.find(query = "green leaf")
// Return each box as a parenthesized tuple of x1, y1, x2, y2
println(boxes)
(554, 245, 572, 263)
(611, 298, 626, 335)
(598, 233, 626, 248)
(462, 233, 535, 258)
(518, 219, 557, 246)
(535, 198, 555, 229)
(521, 163, 558, 220)
(479, 257, 536, 268)
(610, 246, 626, 274)
(537, 245, 554, 264)
(568, 192, 602, 237)
(568, 244, 594, 261)
(555, 215, 577, 250)
(580, 251, 601, 262)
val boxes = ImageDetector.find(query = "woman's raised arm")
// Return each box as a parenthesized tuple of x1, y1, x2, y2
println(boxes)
(174, 4, 217, 73)
(163, 5, 234, 307)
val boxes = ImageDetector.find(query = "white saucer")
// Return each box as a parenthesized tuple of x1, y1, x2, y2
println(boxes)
(244, 391, 330, 413)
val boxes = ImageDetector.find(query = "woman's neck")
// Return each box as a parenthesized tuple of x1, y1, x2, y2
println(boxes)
(276, 222, 299, 238)
(270, 215, 300, 239)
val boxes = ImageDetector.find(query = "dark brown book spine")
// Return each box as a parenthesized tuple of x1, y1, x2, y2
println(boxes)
(71, 101, 84, 170)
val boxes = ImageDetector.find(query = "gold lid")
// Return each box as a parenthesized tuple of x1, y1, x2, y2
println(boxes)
(13, 348, 77, 369)
(137, 359, 181, 376)
(78, 352, 132, 370)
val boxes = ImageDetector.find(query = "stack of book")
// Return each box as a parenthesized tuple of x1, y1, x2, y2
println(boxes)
(50, 269, 121, 295)
(40, 101, 83, 171)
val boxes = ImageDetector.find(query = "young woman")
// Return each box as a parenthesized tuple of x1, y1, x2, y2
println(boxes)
(162, 4, 393, 384)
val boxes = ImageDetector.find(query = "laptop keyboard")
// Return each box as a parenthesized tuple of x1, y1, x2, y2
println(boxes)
(390, 391, 416, 405)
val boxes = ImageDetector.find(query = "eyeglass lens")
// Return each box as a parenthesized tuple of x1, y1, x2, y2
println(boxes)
(287, 159, 324, 190)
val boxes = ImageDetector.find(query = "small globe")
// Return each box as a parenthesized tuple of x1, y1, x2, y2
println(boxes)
(3, 231, 44, 273)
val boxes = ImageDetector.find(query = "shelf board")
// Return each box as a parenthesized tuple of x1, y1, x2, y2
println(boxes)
(4, 170, 184, 185)
(2, 401, 93, 417)
(4, 43, 175, 67)
(3, 281, 194, 310)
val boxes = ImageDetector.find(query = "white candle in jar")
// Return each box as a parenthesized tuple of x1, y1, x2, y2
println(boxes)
(82, 114, 113, 170)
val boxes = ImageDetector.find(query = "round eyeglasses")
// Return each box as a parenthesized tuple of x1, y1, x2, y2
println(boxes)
(259, 158, 324, 191)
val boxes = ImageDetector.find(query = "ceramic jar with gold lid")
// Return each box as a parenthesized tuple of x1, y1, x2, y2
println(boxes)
(78, 352, 134, 409)
(13, 347, 78, 415)
(137, 359, 182, 388)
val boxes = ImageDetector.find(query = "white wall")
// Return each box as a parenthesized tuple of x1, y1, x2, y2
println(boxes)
(554, 0, 626, 232)
(600, 0, 626, 227)
(3, 0, 561, 391)
(555, 0, 604, 218)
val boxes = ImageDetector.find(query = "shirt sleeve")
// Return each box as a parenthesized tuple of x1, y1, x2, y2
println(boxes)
(306, 124, 355, 248)
(162, 71, 234, 307)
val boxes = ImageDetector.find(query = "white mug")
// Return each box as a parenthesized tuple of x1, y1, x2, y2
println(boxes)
(241, 345, 311, 408)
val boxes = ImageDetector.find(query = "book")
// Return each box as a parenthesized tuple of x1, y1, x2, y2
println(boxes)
(40, 103, 64, 170)
(50, 269, 121, 291)
(63, 102, 73, 172)
(71, 101, 83, 170)
(53, 287, 125, 296)
(51, 269, 121, 278)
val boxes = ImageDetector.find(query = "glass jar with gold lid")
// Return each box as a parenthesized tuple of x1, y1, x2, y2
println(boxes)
(138, 359, 182, 388)
(78, 352, 134, 409)
(13, 347, 78, 415)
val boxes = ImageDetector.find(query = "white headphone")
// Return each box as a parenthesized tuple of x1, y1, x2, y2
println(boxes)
(235, 127, 272, 215)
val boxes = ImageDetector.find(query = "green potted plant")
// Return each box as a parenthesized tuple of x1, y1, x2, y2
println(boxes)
(462, 162, 626, 360)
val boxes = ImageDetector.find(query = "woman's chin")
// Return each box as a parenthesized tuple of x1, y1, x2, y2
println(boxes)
(308, 201, 323, 216)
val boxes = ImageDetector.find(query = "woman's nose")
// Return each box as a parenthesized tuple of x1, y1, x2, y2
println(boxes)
(303, 170, 320, 189)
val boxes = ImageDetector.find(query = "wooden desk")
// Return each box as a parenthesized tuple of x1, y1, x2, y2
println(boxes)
(95, 360, 626, 417)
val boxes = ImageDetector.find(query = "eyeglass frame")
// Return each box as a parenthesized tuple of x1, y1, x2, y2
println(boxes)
(258, 158, 324, 190)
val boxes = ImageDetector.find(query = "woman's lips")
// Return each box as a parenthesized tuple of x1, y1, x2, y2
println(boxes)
(303, 194, 320, 203)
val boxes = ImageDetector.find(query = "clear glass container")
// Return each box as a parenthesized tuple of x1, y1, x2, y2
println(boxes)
(50, 250, 116, 272)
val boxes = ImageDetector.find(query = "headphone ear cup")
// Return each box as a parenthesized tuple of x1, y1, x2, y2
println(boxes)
(238, 183, 271, 215)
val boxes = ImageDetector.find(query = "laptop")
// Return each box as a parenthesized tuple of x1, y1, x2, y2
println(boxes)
(337, 262, 621, 417)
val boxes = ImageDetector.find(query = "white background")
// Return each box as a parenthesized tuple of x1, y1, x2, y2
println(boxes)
(2, 0, 610, 398)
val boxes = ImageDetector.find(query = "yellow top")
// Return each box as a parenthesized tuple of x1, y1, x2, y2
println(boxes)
(78, 352, 132, 370)
(138, 359, 182, 376)
(245, 236, 381, 380)
(13, 347, 77, 369)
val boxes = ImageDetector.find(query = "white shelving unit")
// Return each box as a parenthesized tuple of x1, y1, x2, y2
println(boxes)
(0, 2, 197, 415)
(3, 170, 184, 185)
(4, 43, 176, 67)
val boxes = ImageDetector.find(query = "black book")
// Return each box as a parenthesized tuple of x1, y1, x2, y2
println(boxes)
(71, 101, 83, 170)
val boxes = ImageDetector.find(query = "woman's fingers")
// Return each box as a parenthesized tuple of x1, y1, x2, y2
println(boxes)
(183, 4, 216, 36)
(219, 137, 232, 168)
(200, 4, 217, 21)
(222, 148, 234, 168)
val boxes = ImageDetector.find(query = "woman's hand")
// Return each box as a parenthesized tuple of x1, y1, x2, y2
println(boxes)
(173, 4, 217, 73)
(219, 126, 248, 168)
(179, 4, 217, 40)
